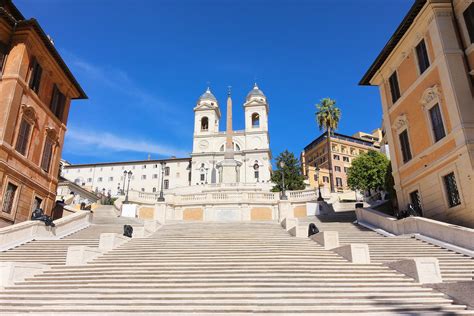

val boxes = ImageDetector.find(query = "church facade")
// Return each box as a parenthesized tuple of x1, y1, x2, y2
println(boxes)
(191, 84, 271, 185)
(61, 84, 272, 196)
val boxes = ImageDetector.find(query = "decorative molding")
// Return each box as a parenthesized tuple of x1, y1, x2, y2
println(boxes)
(420, 85, 441, 108)
(21, 104, 38, 124)
(393, 114, 408, 132)
(45, 127, 60, 144)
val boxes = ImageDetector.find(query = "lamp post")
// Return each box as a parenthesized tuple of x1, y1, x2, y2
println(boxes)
(158, 162, 166, 202)
(315, 166, 324, 201)
(122, 171, 127, 195)
(279, 161, 287, 200)
(124, 170, 132, 204)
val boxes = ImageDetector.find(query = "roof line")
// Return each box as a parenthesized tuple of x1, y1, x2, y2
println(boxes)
(359, 0, 427, 86)
(63, 157, 191, 168)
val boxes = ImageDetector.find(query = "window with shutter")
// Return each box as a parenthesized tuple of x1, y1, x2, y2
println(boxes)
(2, 182, 18, 214)
(41, 138, 54, 172)
(50, 85, 66, 120)
(28, 58, 43, 94)
(15, 119, 32, 156)
(388, 71, 401, 103)
(463, 3, 474, 44)
(415, 39, 430, 74)
(399, 130, 412, 163)
(429, 104, 446, 142)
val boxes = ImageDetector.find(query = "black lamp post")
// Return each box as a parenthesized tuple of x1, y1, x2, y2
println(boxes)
(122, 171, 127, 195)
(124, 170, 132, 204)
(315, 166, 324, 201)
(280, 161, 288, 200)
(158, 162, 166, 201)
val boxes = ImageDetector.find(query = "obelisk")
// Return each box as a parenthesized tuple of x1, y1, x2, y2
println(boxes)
(221, 87, 239, 183)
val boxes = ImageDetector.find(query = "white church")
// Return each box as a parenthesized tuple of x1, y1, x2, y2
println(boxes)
(61, 84, 272, 196)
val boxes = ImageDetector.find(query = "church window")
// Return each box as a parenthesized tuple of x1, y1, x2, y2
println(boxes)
(200, 174, 205, 181)
(164, 180, 169, 189)
(152, 187, 156, 192)
(165, 167, 170, 176)
(251, 113, 260, 128)
(201, 117, 209, 131)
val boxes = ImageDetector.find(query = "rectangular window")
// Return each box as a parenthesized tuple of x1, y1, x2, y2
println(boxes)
(200, 174, 205, 181)
(323, 176, 329, 183)
(0, 41, 7, 74)
(109, 177, 113, 181)
(87, 178, 92, 183)
(333, 155, 340, 160)
(152, 174, 158, 179)
(142, 165, 146, 169)
(15, 119, 32, 156)
(399, 130, 412, 163)
(164, 179, 169, 189)
(416, 39, 430, 74)
(254, 171, 259, 179)
(343, 156, 349, 162)
(389, 71, 401, 103)
(165, 166, 170, 176)
(344, 167, 348, 173)
(141, 175, 146, 180)
(2, 182, 18, 214)
(334, 166, 341, 172)
(98, 177, 103, 182)
(443, 172, 461, 208)
(32, 196, 43, 213)
(28, 58, 43, 94)
(336, 177, 343, 187)
(464, 3, 474, 44)
(40, 138, 54, 172)
(50, 85, 66, 120)
(429, 104, 446, 142)
(409, 190, 422, 215)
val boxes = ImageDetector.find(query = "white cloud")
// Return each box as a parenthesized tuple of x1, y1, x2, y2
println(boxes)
(65, 128, 189, 158)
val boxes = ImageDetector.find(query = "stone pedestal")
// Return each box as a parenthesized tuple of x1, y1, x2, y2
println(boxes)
(121, 204, 137, 218)
(66, 246, 102, 266)
(0, 262, 48, 288)
(311, 231, 340, 250)
(333, 243, 371, 264)
(220, 159, 240, 184)
(385, 257, 442, 284)
(99, 233, 130, 251)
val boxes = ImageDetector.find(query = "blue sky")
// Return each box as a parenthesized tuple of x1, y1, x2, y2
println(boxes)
(16, 0, 413, 164)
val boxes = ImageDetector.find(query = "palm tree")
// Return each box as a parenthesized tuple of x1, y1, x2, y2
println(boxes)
(315, 98, 341, 193)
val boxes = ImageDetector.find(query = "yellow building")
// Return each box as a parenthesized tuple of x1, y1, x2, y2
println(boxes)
(360, 0, 474, 227)
(301, 131, 381, 192)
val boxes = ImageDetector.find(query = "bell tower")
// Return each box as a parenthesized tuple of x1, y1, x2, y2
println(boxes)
(193, 87, 220, 136)
(244, 83, 268, 132)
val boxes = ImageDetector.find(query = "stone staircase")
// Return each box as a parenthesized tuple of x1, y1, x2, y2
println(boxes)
(0, 221, 471, 314)
(304, 214, 474, 283)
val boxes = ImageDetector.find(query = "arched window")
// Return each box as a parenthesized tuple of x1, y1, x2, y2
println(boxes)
(201, 117, 209, 131)
(251, 113, 260, 128)
(220, 142, 240, 152)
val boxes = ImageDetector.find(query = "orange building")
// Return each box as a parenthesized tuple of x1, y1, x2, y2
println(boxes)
(360, 0, 474, 227)
(301, 131, 381, 192)
(0, 1, 86, 226)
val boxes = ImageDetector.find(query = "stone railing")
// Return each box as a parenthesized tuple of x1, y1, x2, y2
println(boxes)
(356, 207, 474, 251)
(0, 211, 92, 251)
(127, 189, 319, 206)
(288, 189, 317, 201)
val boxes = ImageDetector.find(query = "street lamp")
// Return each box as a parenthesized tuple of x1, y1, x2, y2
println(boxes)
(124, 170, 132, 204)
(315, 166, 324, 201)
(279, 161, 288, 200)
(122, 171, 127, 194)
(158, 162, 166, 201)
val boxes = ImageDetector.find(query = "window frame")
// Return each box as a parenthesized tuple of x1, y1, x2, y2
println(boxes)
(15, 117, 33, 157)
(428, 103, 446, 143)
(462, 3, 474, 44)
(442, 171, 462, 208)
(398, 129, 412, 164)
(415, 38, 430, 75)
(40, 136, 55, 173)
(388, 71, 401, 104)
(0, 177, 21, 220)
(28, 57, 43, 94)
(164, 179, 169, 190)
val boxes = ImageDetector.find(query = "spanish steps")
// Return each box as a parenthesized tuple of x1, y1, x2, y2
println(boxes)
(0, 206, 472, 315)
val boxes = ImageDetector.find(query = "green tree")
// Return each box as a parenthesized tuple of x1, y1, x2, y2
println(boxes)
(271, 150, 306, 192)
(347, 150, 390, 194)
(315, 98, 341, 193)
